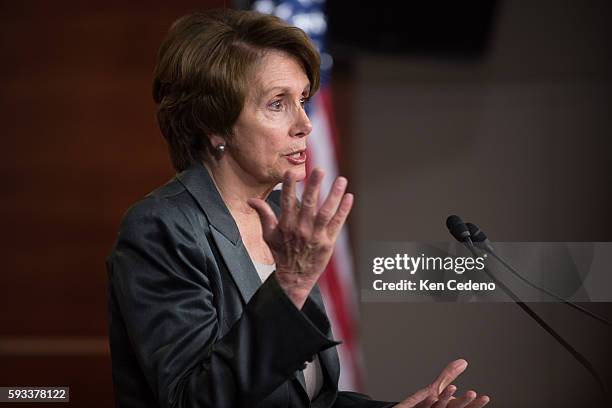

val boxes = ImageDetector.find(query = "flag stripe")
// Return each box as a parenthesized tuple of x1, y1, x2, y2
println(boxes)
(307, 90, 362, 391)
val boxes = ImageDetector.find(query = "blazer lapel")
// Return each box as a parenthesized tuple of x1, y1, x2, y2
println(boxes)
(176, 163, 261, 304)
(210, 227, 261, 303)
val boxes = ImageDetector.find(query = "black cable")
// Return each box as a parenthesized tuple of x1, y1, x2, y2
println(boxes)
(485, 248, 612, 327)
(466, 245, 609, 404)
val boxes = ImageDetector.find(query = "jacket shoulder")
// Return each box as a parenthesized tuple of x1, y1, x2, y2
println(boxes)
(111, 177, 208, 252)
(121, 177, 196, 224)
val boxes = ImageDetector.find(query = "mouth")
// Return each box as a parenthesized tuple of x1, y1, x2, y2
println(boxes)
(284, 149, 307, 165)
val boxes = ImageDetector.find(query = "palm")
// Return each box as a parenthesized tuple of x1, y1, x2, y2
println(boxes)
(396, 360, 490, 408)
(248, 168, 353, 308)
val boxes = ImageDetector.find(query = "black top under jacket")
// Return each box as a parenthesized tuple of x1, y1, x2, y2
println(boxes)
(107, 162, 396, 408)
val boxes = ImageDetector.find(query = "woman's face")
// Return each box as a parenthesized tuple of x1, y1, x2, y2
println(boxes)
(227, 50, 313, 184)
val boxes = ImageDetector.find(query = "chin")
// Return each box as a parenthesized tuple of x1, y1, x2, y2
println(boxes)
(268, 164, 306, 184)
(289, 164, 307, 182)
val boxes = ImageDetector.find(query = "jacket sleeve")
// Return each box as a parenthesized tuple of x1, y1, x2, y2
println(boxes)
(108, 198, 339, 408)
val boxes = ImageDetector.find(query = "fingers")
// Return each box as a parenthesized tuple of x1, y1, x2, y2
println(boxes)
(298, 168, 324, 229)
(464, 395, 490, 408)
(297, 168, 353, 240)
(403, 384, 458, 408)
(410, 384, 457, 408)
(432, 385, 457, 408)
(413, 395, 438, 408)
(396, 385, 488, 408)
(433, 359, 468, 394)
(430, 360, 489, 408)
(447, 391, 475, 408)
(247, 198, 278, 240)
(313, 176, 347, 234)
(279, 171, 297, 232)
(326, 193, 354, 239)
(447, 391, 489, 408)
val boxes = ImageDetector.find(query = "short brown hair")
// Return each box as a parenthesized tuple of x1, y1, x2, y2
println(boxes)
(152, 9, 320, 172)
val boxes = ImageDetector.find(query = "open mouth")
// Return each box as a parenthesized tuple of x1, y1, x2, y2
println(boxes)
(284, 150, 307, 164)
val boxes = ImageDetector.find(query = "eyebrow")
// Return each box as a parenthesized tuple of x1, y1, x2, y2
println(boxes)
(261, 85, 311, 97)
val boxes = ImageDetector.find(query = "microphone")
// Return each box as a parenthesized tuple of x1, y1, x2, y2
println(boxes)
(465, 222, 612, 327)
(464, 222, 493, 252)
(445, 215, 609, 403)
(445, 215, 474, 247)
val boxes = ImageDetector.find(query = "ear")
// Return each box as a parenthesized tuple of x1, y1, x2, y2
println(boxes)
(209, 134, 226, 147)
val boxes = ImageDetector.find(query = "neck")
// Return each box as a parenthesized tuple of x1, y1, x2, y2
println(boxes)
(202, 158, 275, 217)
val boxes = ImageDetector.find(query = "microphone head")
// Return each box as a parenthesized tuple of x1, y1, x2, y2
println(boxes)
(446, 215, 471, 242)
(446, 215, 463, 230)
(466, 222, 488, 243)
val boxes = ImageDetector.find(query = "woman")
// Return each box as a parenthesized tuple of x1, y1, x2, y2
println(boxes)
(107, 9, 490, 408)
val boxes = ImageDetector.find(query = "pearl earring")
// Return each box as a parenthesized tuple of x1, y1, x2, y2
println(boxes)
(216, 143, 226, 153)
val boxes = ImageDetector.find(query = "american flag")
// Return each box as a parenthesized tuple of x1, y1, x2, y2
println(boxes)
(252, 0, 362, 392)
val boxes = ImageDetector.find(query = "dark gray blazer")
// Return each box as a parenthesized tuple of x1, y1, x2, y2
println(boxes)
(107, 163, 394, 408)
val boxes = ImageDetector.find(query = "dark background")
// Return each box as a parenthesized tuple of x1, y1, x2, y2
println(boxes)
(0, 1, 610, 406)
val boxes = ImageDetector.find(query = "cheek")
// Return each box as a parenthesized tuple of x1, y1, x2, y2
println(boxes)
(233, 110, 293, 168)
(256, 108, 295, 137)
(235, 130, 284, 170)
(252, 127, 288, 159)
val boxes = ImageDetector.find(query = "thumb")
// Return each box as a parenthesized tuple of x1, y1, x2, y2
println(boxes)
(247, 198, 278, 240)
(433, 359, 468, 394)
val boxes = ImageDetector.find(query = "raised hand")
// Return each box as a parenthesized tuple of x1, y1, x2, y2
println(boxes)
(248, 168, 353, 309)
(395, 360, 490, 408)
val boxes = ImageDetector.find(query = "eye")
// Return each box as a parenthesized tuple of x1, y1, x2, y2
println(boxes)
(268, 100, 283, 111)
(300, 97, 310, 109)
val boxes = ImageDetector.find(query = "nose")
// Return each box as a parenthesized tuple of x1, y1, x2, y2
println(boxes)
(291, 103, 313, 138)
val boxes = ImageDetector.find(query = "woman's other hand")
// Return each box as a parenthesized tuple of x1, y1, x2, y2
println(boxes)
(395, 360, 490, 408)
(248, 167, 353, 309)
